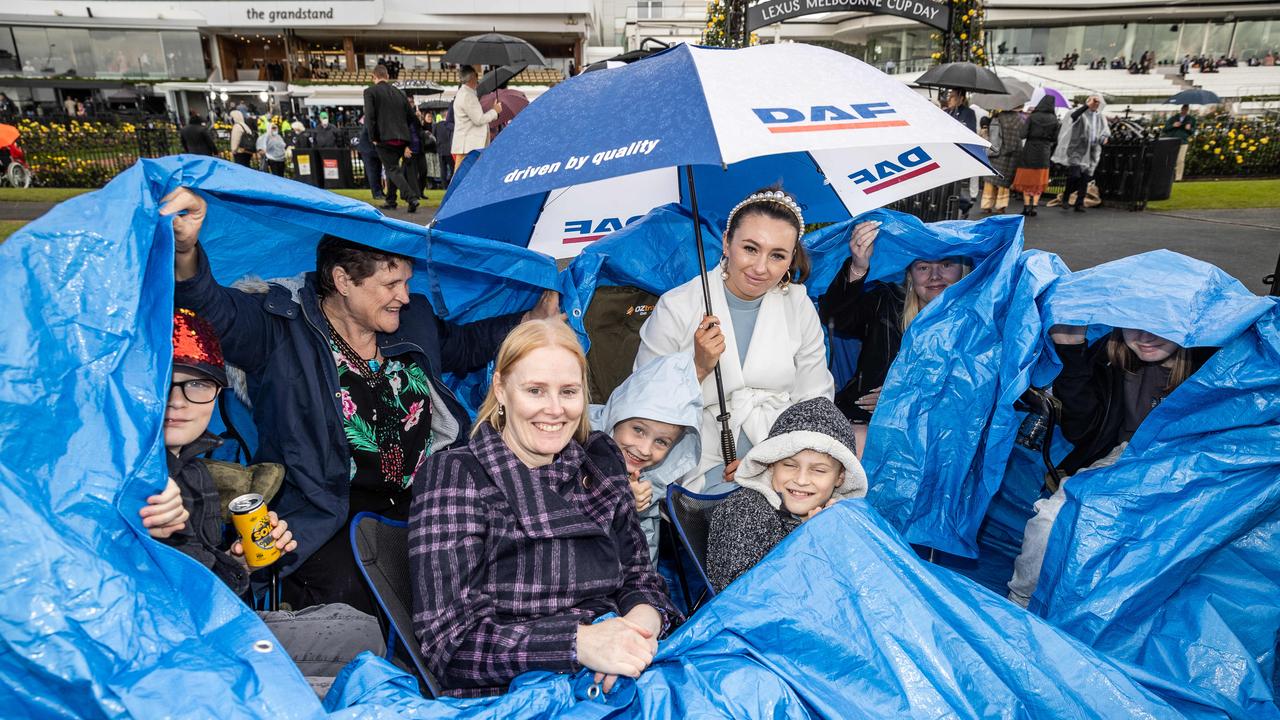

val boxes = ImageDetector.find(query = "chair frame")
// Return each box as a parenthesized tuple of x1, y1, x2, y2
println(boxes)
(664, 484, 740, 612)
(349, 511, 442, 698)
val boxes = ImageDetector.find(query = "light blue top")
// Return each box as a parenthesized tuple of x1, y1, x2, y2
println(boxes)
(723, 289, 763, 364)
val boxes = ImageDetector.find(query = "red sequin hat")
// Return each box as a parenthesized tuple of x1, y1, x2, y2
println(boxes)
(173, 308, 227, 386)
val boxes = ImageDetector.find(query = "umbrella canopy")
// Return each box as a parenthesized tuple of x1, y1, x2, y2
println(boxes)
(1027, 86, 1069, 110)
(442, 33, 546, 68)
(915, 62, 1008, 94)
(477, 63, 528, 96)
(481, 87, 530, 139)
(0, 124, 18, 148)
(972, 78, 1033, 112)
(396, 80, 445, 96)
(437, 43, 992, 258)
(419, 99, 450, 113)
(1167, 88, 1221, 105)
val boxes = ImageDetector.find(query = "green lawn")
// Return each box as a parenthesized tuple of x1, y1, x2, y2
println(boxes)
(0, 186, 445, 207)
(1146, 178, 1280, 211)
(0, 187, 94, 203)
(0, 219, 26, 242)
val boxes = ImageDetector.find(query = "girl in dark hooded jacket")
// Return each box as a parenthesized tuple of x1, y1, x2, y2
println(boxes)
(1006, 323, 1213, 607)
(1011, 95, 1060, 216)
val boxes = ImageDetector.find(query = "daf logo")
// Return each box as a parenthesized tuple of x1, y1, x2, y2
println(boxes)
(562, 216, 643, 244)
(751, 102, 907, 134)
(847, 146, 940, 193)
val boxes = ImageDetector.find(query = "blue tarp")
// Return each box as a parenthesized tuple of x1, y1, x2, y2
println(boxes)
(1031, 252, 1280, 718)
(323, 501, 1227, 719)
(2, 156, 1272, 719)
(815, 210, 1071, 558)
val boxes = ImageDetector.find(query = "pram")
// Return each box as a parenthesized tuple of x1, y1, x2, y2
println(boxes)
(0, 123, 33, 188)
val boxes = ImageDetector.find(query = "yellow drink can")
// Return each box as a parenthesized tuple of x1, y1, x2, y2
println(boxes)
(229, 493, 281, 569)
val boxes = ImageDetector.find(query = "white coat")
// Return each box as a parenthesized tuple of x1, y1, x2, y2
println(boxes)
(450, 84, 497, 155)
(635, 270, 834, 491)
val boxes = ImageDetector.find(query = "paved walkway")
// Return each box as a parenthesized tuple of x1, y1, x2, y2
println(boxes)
(998, 203, 1279, 295)
(4, 197, 1276, 294)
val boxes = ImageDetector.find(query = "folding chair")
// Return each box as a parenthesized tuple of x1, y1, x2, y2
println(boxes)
(350, 512, 442, 698)
(1015, 386, 1064, 492)
(665, 485, 740, 612)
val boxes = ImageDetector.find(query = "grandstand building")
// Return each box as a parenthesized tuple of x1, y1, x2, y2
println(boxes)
(0, 0, 588, 117)
(0, 0, 1276, 116)
(618, 0, 1280, 113)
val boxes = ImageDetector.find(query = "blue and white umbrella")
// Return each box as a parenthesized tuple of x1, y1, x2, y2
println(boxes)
(435, 42, 992, 260)
(437, 42, 991, 464)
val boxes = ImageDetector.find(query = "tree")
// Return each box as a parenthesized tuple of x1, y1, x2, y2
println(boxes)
(933, 0, 988, 66)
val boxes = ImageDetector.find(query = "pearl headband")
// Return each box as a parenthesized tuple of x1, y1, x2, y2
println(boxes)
(724, 190, 805, 241)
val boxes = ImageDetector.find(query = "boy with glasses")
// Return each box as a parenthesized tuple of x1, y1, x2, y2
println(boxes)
(143, 308, 382, 694)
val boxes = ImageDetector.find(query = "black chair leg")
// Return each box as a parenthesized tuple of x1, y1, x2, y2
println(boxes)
(661, 518, 694, 612)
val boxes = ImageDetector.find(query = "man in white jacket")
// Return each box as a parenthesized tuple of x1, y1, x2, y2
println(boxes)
(450, 65, 501, 166)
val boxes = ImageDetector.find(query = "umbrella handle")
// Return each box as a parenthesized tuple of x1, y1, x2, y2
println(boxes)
(685, 166, 735, 466)
(719, 417, 737, 465)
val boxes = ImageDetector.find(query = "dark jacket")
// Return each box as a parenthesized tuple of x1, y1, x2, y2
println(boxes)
(163, 433, 250, 596)
(435, 110, 454, 157)
(1018, 97, 1060, 170)
(180, 121, 219, 156)
(174, 245, 522, 575)
(363, 81, 413, 145)
(947, 103, 977, 133)
(819, 258, 906, 423)
(409, 425, 680, 697)
(706, 488, 801, 593)
(1053, 339, 1213, 475)
(312, 123, 341, 149)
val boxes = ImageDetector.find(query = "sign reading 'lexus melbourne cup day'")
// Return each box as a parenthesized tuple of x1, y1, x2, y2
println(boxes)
(747, 0, 950, 33)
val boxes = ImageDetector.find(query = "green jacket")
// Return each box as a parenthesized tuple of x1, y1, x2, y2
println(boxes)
(1163, 113, 1196, 144)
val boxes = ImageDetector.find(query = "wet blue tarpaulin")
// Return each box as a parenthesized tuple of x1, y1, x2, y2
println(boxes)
(1032, 251, 1280, 718)
(324, 501, 1229, 718)
(815, 210, 1070, 558)
(0, 156, 1254, 719)
(0, 158, 330, 718)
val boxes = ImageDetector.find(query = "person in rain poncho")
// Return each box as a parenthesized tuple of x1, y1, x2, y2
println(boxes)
(1006, 322, 1213, 607)
(636, 187, 834, 494)
(705, 397, 867, 593)
(589, 352, 703, 563)
(1053, 95, 1110, 212)
(257, 121, 288, 177)
(229, 109, 256, 168)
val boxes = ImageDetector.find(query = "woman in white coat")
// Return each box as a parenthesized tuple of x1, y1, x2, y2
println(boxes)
(635, 188, 834, 493)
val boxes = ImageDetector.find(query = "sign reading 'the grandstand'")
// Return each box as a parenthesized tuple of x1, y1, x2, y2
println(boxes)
(185, 0, 385, 27)
(747, 0, 950, 34)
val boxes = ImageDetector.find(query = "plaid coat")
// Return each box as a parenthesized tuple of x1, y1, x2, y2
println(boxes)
(409, 424, 680, 697)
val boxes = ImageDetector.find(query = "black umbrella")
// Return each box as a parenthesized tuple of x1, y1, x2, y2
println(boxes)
(477, 63, 528, 96)
(443, 33, 546, 68)
(1167, 88, 1221, 105)
(915, 62, 1008, 94)
(582, 38, 669, 73)
(419, 99, 451, 113)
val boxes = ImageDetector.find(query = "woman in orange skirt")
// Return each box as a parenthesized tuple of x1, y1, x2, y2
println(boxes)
(1011, 95, 1060, 216)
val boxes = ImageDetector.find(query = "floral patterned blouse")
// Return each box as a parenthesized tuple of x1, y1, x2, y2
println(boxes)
(332, 343, 434, 493)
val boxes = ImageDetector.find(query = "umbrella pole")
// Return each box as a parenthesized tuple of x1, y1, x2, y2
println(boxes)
(684, 165, 736, 465)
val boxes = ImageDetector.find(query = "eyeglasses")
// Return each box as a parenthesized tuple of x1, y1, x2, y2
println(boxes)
(170, 378, 220, 404)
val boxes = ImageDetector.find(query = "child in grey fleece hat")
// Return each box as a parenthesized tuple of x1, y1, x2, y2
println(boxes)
(705, 396, 868, 593)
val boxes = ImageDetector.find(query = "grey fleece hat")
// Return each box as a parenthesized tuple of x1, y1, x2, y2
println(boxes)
(735, 397, 869, 508)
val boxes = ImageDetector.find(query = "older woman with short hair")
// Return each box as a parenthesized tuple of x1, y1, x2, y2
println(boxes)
(161, 187, 559, 615)
(409, 319, 679, 697)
